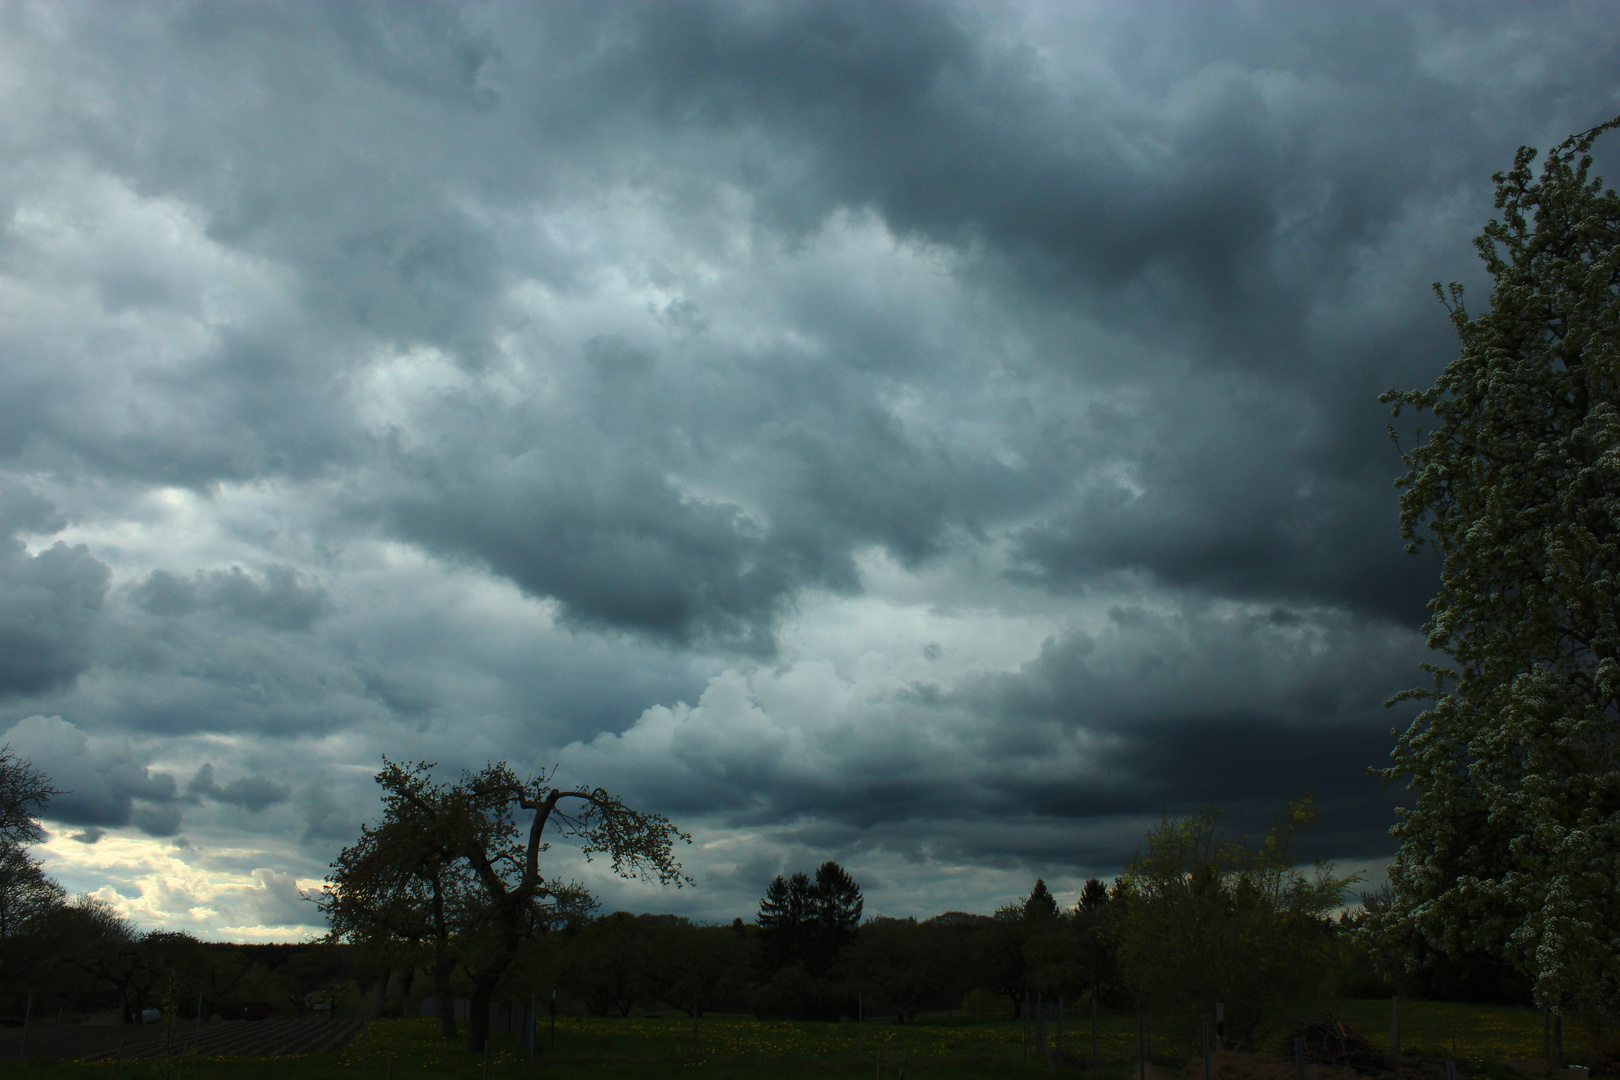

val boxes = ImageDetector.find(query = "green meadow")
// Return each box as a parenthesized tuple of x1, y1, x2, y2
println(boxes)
(0, 1001, 1590, 1080)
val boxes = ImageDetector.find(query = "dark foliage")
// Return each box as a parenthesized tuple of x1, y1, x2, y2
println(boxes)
(757, 860, 863, 980)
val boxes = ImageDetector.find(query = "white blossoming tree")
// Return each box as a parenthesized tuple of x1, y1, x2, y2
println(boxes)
(1374, 115, 1620, 1027)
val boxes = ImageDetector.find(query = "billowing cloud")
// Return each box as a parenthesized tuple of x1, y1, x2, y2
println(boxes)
(559, 594, 1420, 865)
(0, 1, 1615, 935)
(34, 829, 327, 939)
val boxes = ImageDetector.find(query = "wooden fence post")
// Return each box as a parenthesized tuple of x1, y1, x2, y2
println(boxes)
(1138, 1012, 1146, 1080)
(17, 993, 31, 1060)
(1091, 988, 1098, 1080)
(1037, 992, 1046, 1060)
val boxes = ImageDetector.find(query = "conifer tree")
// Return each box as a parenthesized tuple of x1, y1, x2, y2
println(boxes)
(1022, 878, 1058, 921)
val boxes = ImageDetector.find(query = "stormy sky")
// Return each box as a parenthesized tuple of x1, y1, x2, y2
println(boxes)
(2, 1, 1617, 940)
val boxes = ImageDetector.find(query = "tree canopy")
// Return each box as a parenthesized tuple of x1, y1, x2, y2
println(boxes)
(1375, 115, 1620, 1020)
(0, 745, 65, 986)
(1112, 796, 1355, 1049)
(321, 759, 688, 1052)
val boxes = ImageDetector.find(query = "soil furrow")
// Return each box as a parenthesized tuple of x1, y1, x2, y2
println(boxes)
(0, 1018, 368, 1061)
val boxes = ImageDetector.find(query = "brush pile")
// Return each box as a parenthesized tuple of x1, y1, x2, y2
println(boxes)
(1287, 1013, 1392, 1074)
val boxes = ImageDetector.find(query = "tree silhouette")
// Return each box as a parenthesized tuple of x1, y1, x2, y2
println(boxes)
(1023, 878, 1059, 921)
(756, 860, 862, 977)
(323, 760, 688, 1052)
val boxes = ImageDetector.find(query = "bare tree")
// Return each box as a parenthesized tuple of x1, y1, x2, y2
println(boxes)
(56, 895, 145, 1022)
(0, 745, 66, 988)
(0, 744, 61, 846)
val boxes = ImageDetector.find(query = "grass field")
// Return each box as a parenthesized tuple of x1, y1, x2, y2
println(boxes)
(0, 1001, 1589, 1080)
(1325, 999, 1587, 1072)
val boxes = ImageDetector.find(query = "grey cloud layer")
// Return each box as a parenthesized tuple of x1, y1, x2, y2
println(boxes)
(8, 2, 1606, 643)
(1, 1, 1616, 927)
(134, 567, 328, 632)
(2, 715, 294, 838)
(0, 488, 109, 697)
(186, 763, 291, 813)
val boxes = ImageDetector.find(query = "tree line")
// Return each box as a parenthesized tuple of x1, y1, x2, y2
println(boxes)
(0, 742, 1539, 1054)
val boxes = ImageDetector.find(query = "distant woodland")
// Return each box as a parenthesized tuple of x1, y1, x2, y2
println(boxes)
(1, 754, 1530, 1047)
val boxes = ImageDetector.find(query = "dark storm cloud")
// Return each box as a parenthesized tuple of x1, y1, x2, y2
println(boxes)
(493, 0, 1608, 629)
(6, 1, 1613, 648)
(1004, 715, 1402, 863)
(383, 449, 823, 653)
(962, 602, 1423, 863)
(1009, 383, 1445, 625)
(185, 763, 291, 812)
(3, 715, 182, 836)
(372, 330, 1036, 647)
(557, 1, 1594, 350)
(2, 1, 1019, 646)
(0, 489, 109, 698)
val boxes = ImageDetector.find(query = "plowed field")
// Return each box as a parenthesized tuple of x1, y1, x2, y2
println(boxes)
(0, 1018, 364, 1061)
